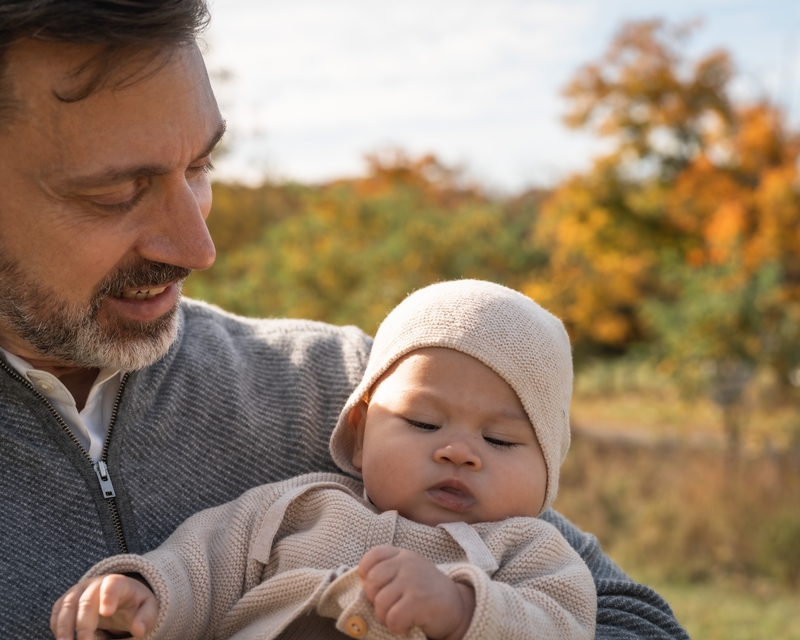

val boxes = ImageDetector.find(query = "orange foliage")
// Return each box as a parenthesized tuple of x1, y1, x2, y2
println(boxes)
(563, 20, 733, 171)
(530, 20, 800, 359)
(329, 149, 483, 209)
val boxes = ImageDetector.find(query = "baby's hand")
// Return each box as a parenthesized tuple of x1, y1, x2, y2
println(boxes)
(50, 574, 158, 640)
(357, 545, 475, 640)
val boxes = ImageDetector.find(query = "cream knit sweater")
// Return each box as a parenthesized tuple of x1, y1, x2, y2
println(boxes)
(86, 473, 596, 640)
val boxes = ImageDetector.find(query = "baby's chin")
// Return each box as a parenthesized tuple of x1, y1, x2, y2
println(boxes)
(397, 507, 485, 528)
(369, 492, 539, 526)
(399, 505, 543, 527)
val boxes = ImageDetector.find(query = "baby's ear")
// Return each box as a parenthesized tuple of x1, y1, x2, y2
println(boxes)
(348, 401, 368, 470)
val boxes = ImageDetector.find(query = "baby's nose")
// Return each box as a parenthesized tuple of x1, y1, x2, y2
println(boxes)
(433, 441, 482, 469)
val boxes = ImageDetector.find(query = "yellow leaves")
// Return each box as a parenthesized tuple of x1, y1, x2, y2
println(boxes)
(528, 20, 800, 362)
(704, 201, 745, 264)
(732, 105, 789, 175)
(591, 315, 630, 345)
(745, 164, 800, 273)
(521, 281, 551, 308)
(562, 19, 734, 173)
(352, 150, 481, 208)
(666, 155, 746, 235)
(189, 152, 538, 334)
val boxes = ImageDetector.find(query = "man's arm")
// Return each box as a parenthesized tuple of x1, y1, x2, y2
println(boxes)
(540, 509, 690, 640)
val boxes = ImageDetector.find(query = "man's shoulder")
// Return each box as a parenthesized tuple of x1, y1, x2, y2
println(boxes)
(177, 298, 372, 365)
(179, 298, 371, 344)
(153, 298, 373, 386)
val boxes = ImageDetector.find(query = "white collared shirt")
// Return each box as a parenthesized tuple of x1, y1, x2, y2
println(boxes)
(0, 347, 122, 462)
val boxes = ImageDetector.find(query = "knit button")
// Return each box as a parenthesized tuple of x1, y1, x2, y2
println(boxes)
(344, 615, 368, 638)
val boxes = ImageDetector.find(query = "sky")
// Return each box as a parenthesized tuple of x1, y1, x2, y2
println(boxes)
(202, 0, 800, 192)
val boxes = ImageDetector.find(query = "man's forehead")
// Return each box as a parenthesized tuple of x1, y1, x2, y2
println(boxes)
(2, 39, 223, 182)
(6, 39, 212, 106)
(4, 40, 139, 104)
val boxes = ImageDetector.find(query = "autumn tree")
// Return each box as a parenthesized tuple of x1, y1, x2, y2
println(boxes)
(187, 151, 544, 333)
(527, 20, 800, 449)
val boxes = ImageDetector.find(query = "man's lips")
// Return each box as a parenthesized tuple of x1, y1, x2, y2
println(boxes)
(426, 480, 476, 511)
(114, 284, 171, 300)
(103, 282, 180, 323)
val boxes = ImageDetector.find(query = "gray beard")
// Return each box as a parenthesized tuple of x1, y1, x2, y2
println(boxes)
(0, 251, 191, 371)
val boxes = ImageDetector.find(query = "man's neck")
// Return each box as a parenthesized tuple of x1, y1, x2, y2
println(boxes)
(52, 368, 101, 412)
(0, 340, 99, 411)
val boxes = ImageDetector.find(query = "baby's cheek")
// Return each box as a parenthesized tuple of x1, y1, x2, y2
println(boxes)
(491, 460, 546, 518)
(362, 461, 411, 514)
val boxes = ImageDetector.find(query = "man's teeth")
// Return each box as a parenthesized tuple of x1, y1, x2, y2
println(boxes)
(120, 286, 168, 300)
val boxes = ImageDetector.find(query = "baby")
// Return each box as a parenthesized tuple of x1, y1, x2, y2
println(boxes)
(51, 279, 596, 640)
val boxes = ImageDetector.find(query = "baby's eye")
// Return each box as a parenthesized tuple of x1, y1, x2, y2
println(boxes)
(484, 436, 518, 449)
(406, 419, 439, 432)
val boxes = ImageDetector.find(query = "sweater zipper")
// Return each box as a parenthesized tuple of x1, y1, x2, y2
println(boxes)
(0, 359, 131, 553)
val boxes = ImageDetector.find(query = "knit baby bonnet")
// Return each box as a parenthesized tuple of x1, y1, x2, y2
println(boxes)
(329, 279, 573, 514)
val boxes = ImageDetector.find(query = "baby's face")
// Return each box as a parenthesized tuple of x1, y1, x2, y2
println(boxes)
(349, 347, 547, 526)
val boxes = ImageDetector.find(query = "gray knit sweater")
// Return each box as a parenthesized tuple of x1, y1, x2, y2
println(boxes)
(0, 299, 688, 639)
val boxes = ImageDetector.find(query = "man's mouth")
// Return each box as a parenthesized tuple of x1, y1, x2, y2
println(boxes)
(116, 285, 169, 300)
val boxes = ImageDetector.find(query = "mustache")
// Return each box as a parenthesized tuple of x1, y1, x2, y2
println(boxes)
(94, 261, 192, 304)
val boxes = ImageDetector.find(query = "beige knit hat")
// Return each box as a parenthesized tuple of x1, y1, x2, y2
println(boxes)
(330, 279, 573, 514)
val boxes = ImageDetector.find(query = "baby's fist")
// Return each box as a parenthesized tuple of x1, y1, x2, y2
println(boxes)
(358, 545, 474, 640)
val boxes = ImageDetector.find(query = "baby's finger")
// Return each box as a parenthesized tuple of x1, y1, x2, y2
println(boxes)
(130, 593, 159, 638)
(51, 580, 98, 640)
(383, 593, 419, 636)
(51, 589, 77, 640)
(98, 574, 124, 617)
(358, 545, 400, 579)
(370, 577, 406, 629)
(360, 555, 402, 602)
(50, 590, 68, 636)
(74, 580, 104, 640)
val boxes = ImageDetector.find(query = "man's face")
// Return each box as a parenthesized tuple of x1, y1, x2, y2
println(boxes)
(349, 347, 548, 526)
(0, 40, 224, 370)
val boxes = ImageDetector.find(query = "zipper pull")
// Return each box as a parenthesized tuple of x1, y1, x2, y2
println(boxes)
(93, 461, 116, 498)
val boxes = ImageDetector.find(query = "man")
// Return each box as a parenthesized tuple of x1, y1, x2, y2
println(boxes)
(0, 2, 689, 638)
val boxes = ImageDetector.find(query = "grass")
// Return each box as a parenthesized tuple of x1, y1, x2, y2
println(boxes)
(556, 434, 800, 637)
(555, 371, 800, 639)
(638, 578, 800, 640)
(571, 358, 800, 452)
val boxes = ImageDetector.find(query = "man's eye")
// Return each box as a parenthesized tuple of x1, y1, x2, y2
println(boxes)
(90, 189, 145, 214)
(406, 419, 439, 431)
(484, 436, 518, 449)
(187, 159, 215, 176)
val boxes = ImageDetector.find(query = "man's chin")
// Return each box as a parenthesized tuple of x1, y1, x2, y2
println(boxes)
(76, 300, 182, 371)
(0, 250, 188, 370)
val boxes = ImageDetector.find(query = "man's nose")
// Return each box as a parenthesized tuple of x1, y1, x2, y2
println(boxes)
(135, 175, 216, 271)
(433, 440, 482, 470)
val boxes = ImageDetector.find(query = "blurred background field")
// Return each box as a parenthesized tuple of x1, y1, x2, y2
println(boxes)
(191, 18, 800, 638)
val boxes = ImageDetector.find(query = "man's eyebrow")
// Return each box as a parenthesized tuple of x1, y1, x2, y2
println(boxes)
(57, 120, 227, 191)
(201, 120, 227, 160)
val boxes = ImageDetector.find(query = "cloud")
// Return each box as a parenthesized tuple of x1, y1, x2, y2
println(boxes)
(204, 0, 798, 189)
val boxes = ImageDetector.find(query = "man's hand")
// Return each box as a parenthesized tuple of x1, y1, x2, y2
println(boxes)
(358, 545, 475, 640)
(50, 574, 158, 640)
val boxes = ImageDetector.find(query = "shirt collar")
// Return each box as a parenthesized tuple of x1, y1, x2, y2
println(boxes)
(0, 345, 120, 405)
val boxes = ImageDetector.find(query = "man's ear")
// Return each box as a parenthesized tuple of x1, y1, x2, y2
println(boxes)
(348, 400, 368, 470)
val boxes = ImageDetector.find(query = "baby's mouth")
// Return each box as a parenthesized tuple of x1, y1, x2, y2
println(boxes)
(115, 285, 169, 300)
(427, 482, 476, 511)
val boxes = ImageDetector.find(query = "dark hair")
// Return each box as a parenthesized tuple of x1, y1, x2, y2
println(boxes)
(0, 0, 210, 119)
